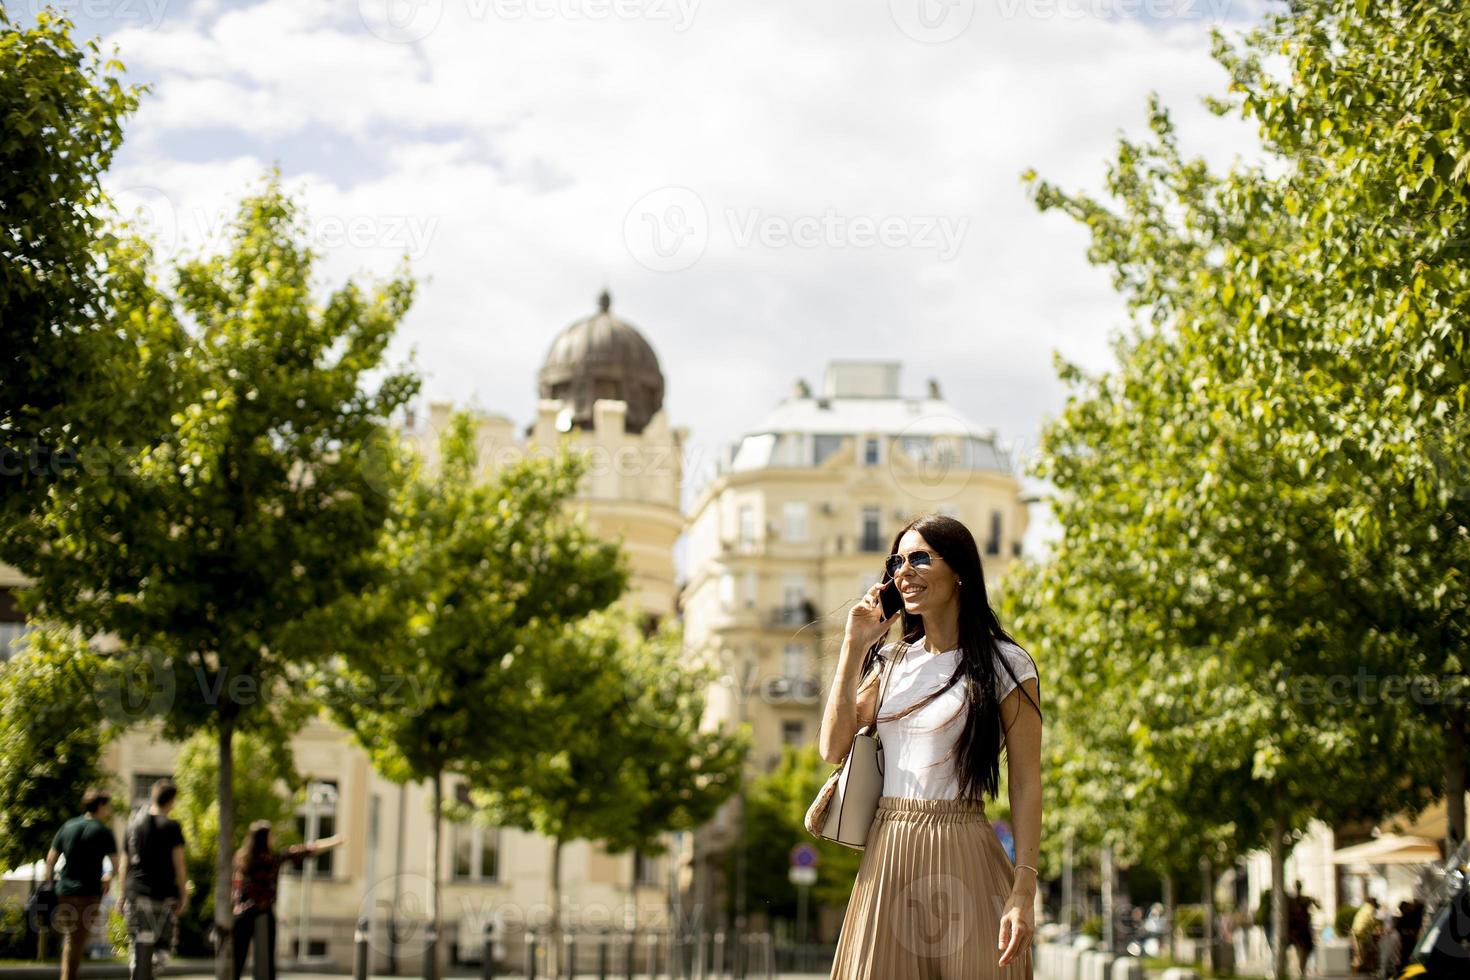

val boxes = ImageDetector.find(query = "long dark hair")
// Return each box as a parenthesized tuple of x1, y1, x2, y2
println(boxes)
(861, 513, 1044, 803)
(233, 820, 273, 874)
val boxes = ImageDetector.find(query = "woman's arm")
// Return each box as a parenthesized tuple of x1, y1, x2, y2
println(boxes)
(306, 833, 344, 854)
(818, 632, 872, 764)
(819, 581, 899, 765)
(999, 676, 1043, 967)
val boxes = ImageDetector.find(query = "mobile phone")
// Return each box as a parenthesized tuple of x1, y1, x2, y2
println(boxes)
(879, 575, 903, 619)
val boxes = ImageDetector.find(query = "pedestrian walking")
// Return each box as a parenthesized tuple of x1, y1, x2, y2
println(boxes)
(230, 819, 344, 980)
(122, 778, 188, 980)
(1350, 897, 1380, 974)
(1287, 880, 1319, 979)
(820, 514, 1043, 979)
(44, 788, 120, 980)
(1376, 914, 1402, 980)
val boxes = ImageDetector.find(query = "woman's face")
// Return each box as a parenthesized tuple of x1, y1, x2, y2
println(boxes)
(891, 530, 960, 615)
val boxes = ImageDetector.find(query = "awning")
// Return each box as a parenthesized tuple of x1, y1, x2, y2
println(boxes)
(1332, 834, 1443, 866)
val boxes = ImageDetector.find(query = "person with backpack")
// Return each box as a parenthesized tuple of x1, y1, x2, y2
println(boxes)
(121, 779, 188, 980)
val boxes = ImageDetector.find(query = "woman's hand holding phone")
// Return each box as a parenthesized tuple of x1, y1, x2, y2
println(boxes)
(846, 580, 901, 650)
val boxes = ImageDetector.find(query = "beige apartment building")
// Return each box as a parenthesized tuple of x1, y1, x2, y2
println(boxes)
(0, 292, 696, 973)
(679, 360, 1034, 941)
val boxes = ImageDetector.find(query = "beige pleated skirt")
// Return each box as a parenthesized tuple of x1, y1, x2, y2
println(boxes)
(829, 796, 1034, 980)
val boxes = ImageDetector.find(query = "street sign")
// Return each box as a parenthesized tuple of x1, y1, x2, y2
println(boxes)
(789, 866, 818, 886)
(790, 843, 819, 868)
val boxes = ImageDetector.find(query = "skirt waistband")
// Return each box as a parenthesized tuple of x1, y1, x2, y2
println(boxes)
(875, 795, 990, 822)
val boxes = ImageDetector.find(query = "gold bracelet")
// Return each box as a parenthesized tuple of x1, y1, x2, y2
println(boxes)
(1015, 863, 1039, 876)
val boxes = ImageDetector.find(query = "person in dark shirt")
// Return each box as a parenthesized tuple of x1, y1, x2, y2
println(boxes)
(122, 779, 188, 980)
(230, 820, 343, 980)
(45, 789, 119, 980)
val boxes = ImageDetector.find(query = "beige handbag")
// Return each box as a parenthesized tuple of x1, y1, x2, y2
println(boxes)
(804, 641, 908, 850)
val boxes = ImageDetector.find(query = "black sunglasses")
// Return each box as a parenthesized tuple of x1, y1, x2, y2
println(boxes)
(884, 550, 946, 578)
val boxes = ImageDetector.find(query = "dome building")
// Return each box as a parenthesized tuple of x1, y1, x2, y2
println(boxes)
(535, 289, 666, 437)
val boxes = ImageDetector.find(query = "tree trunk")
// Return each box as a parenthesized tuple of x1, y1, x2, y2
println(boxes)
(1202, 857, 1217, 975)
(428, 772, 442, 980)
(550, 837, 564, 979)
(1446, 705, 1467, 850)
(1270, 803, 1288, 980)
(215, 715, 236, 980)
(1163, 872, 1176, 962)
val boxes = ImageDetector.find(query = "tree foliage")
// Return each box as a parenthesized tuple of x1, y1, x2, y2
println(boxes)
(4, 168, 419, 979)
(1014, 2, 1466, 971)
(0, 628, 112, 873)
(318, 408, 633, 970)
(0, 8, 145, 519)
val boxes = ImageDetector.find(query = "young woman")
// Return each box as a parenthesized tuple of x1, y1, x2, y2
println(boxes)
(230, 820, 344, 980)
(820, 513, 1044, 979)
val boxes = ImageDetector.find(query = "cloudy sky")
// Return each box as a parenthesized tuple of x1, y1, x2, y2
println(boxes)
(31, 0, 1276, 556)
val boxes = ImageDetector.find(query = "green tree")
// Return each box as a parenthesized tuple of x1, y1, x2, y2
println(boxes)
(0, 8, 145, 519)
(4, 170, 419, 980)
(466, 603, 747, 972)
(318, 409, 629, 978)
(735, 745, 861, 934)
(168, 728, 300, 956)
(0, 628, 112, 876)
(1017, 6, 1467, 973)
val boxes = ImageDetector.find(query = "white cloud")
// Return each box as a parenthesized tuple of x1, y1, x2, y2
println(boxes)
(95, 0, 1274, 549)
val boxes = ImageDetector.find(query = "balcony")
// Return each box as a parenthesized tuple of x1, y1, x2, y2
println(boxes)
(767, 601, 818, 628)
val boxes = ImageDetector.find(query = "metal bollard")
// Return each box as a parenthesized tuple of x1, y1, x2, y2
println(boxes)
(481, 920, 497, 980)
(565, 935, 576, 979)
(525, 930, 538, 980)
(354, 918, 370, 980)
(254, 913, 272, 980)
(422, 925, 439, 980)
(596, 936, 608, 980)
(623, 932, 634, 980)
(134, 928, 155, 980)
(646, 933, 658, 979)
(712, 932, 724, 980)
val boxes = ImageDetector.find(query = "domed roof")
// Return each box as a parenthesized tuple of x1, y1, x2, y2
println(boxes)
(537, 290, 665, 435)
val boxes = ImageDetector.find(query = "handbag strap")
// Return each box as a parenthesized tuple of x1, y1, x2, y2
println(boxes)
(869, 638, 909, 731)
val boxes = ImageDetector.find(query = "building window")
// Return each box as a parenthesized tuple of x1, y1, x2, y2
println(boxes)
(782, 501, 809, 542)
(813, 434, 844, 465)
(130, 773, 173, 814)
(986, 510, 1002, 556)
(743, 569, 758, 609)
(289, 780, 338, 878)
(781, 575, 806, 622)
(901, 435, 929, 462)
(738, 504, 756, 547)
(450, 785, 500, 882)
(719, 572, 735, 610)
(0, 588, 30, 661)
(783, 644, 806, 681)
(859, 506, 883, 552)
(633, 847, 660, 887)
(781, 720, 806, 746)
(863, 437, 880, 466)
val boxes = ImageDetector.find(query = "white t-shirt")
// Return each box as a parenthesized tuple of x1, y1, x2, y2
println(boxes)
(874, 635, 1038, 800)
